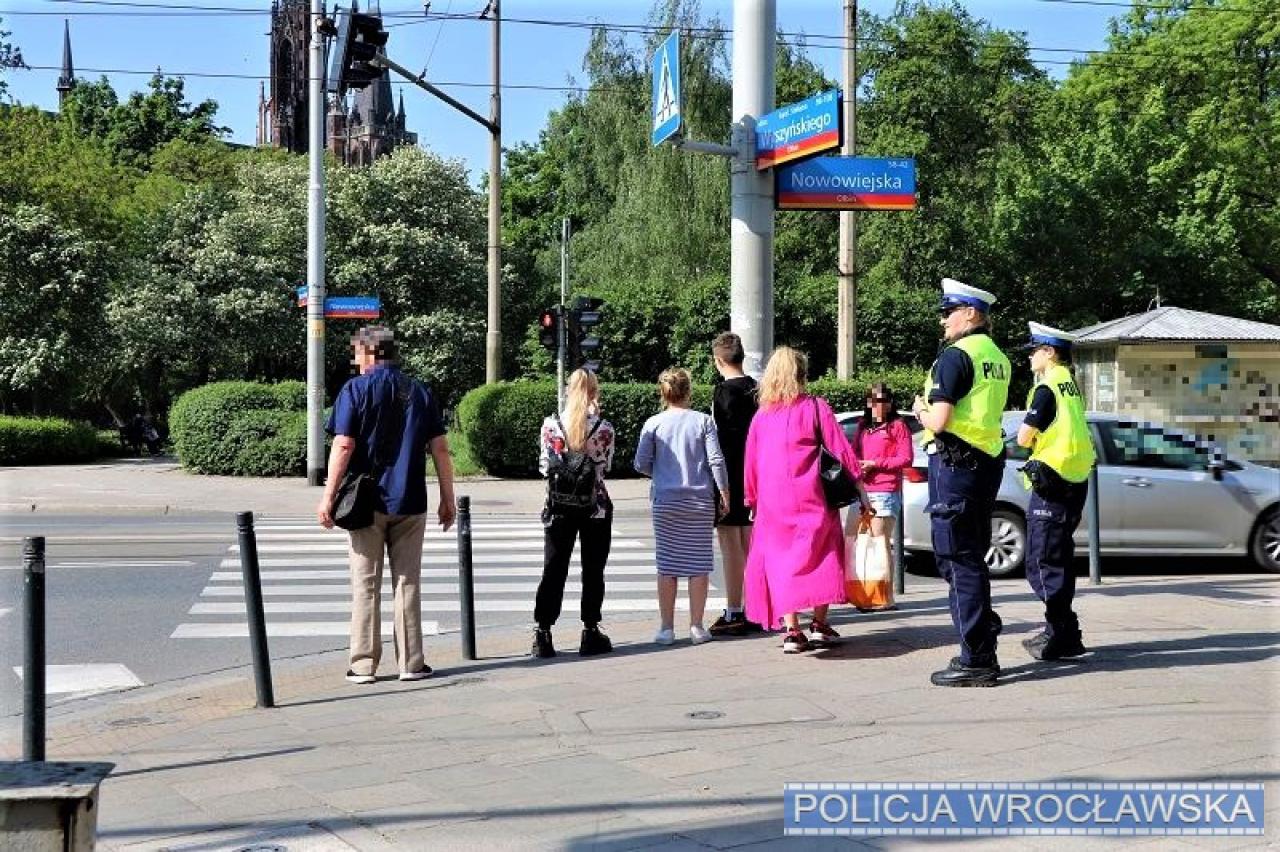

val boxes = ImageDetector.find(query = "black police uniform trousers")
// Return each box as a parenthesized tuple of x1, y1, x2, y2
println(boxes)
(927, 449, 1005, 666)
(1025, 481, 1089, 641)
(534, 505, 612, 629)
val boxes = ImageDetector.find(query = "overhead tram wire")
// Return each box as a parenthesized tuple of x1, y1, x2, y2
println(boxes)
(11, 2, 1262, 68)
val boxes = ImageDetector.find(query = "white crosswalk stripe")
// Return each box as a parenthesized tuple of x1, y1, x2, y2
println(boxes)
(173, 515, 723, 639)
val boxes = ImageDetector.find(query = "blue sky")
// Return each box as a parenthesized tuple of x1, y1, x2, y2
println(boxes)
(3, 1, 1120, 179)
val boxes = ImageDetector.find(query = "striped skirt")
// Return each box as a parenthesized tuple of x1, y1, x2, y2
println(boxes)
(651, 497, 717, 577)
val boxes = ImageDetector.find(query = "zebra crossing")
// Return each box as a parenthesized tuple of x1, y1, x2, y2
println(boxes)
(172, 515, 726, 638)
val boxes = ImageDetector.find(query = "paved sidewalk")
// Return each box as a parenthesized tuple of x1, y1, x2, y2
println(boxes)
(2, 570, 1277, 850)
(0, 458, 652, 518)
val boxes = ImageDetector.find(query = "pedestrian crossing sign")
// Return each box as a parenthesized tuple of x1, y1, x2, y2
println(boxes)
(651, 30, 682, 146)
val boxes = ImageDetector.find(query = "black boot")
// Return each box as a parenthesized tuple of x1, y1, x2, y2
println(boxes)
(931, 656, 999, 687)
(531, 627, 556, 659)
(578, 625, 613, 656)
(1023, 630, 1087, 661)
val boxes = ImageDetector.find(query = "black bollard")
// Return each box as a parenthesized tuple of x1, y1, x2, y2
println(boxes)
(1087, 465, 1102, 586)
(23, 537, 45, 762)
(236, 512, 274, 707)
(456, 496, 476, 660)
(893, 496, 906, 596)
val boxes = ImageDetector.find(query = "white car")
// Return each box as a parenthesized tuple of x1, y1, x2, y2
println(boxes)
(837, 411, 1280, 576)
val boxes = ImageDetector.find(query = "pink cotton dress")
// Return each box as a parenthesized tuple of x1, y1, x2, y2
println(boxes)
(743, 395, 861, 630)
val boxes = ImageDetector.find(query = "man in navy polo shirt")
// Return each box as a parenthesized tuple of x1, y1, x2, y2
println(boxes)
(318, 325, 456, 685)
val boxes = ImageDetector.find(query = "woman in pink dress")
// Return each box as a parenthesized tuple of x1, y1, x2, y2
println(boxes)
(743, 346, 870, 653)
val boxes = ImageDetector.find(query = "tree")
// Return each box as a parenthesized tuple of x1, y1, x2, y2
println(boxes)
(0, 15, 22, 102)
(0, 205, 108, 413)
(61, 74, 229, 166)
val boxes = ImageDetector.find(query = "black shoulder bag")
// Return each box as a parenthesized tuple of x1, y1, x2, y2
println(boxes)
(332, 376, 410, 531)
(813, 398, 860, 509)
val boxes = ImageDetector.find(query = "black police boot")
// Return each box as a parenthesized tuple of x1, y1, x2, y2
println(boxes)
(1024, 630, 1087, 661)
(531, 627, 556, 659)
(578, 625, 613, 656)
(931, 656, 999, 687)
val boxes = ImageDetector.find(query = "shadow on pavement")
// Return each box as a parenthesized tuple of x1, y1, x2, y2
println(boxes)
(110, 745, 314, 778)
(1000, 631, 1280, 684)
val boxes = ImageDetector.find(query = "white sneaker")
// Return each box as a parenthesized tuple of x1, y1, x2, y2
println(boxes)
(690, 625, 713, 645)
(398, 666, 433, 682)
(654, 627, 675, 645)
(345, 670, 376, 685)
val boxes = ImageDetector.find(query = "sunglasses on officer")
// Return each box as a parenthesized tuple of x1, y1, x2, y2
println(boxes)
(868, 396, 892, 404)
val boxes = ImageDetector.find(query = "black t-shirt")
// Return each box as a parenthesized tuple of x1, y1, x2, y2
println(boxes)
(712, 375, 758, 457)
(928, 346, 974, 405)
(1023, 385, 1057, 431)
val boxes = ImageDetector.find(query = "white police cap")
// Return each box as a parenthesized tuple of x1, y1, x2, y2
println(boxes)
(1025, 321, 1078, 350)
(939, 277, 997, 312)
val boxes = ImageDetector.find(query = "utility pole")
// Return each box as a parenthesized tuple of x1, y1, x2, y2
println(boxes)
(558, 217, 570, 412)
(730, 0, 776, 379)
(485, 0, 503, 383)
(306, 0, 327, 487)
(836, 0, 858, 379)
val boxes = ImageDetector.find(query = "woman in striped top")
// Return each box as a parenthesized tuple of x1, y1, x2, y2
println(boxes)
(634, 368, 730, 646)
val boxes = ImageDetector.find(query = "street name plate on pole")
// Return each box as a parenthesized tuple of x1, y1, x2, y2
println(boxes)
(296, 289, 381, 320)
(651, 30, 682, 146)
(755, 89, 841, 170)
(776, 156, 916, 211)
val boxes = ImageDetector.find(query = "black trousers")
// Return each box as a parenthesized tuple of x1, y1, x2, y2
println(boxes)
(534, 508, 612, 629)
(927, 450, 1005, 666)
(1025, 481, 1089, 640)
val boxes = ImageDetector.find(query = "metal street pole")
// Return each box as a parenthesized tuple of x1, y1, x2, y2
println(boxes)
(485, 0, 503, 383)
(306, 0, 327, 487)
(558, 217, 569, 412)
(836, 0, 858, 379)
(730, 0, 776, 379)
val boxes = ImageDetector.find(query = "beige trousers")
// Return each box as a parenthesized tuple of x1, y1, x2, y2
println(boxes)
(347, 512, 427, 675)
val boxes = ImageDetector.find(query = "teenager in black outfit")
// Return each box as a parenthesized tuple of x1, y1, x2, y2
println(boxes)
(707, 332, 763, 636)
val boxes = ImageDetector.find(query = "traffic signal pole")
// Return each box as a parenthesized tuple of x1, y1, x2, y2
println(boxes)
(558, 217, 570, 412)
(306, 0, 327, 487)
(367, 2, 502, 383)
(730, 0, 776, 379)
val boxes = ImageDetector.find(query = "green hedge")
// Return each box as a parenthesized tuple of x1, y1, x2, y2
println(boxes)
(169, 381, 309, 476)
(0, 416, 99, 465)
(455, 369, 927, 477)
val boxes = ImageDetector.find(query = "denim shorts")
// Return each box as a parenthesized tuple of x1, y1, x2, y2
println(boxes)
(865, 490, 902, 519)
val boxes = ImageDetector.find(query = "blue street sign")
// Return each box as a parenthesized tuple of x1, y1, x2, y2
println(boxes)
(324, 296, 381, 319)
(756, 89, 842, 170)
(776, 156, 917, 211)
(651, 31, 682, 146)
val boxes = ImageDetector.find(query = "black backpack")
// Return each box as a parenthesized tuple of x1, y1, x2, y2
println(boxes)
(546, 415, 603, 515)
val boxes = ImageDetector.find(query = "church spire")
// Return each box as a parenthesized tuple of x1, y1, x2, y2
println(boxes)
(56, 19, 75, 106)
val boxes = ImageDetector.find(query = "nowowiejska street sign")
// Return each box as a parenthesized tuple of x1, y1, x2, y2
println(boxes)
(297, 287, 381, 320)
(775, 157, 917, 211)
(651, 31, 682, 146)
(755, 89, 841, 170)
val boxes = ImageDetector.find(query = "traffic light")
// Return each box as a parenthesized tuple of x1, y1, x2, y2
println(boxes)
(538, 307, 561, 351)
(567, 296, 604, 372)
(327, 4, 388, 97)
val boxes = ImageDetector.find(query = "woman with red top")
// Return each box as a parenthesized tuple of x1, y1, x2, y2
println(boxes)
(852, 382, 915, 571)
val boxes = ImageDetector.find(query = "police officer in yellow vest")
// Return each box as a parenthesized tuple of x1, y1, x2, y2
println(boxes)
(1016, 322, 1096, 661)
(913, 278, 1010, 687)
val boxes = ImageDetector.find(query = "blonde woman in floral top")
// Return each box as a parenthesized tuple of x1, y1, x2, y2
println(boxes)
(532, 369, 617, 659)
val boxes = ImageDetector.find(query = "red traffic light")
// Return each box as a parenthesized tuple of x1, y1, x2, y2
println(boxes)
(540, 311, 555, 328)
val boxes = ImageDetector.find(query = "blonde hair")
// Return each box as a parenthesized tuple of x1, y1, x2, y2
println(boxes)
(757, 346, 808, 409)
(658, 367, 692, 407)
(562, 369, 599, 451)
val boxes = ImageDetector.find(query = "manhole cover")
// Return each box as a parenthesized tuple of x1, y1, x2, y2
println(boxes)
(234, 845, 287, 852)
(686, 710, 724, 720)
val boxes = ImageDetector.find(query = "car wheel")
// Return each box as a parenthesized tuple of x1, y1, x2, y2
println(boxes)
(986, 508, 1026, 578)
(1249, 507, 1280, 574)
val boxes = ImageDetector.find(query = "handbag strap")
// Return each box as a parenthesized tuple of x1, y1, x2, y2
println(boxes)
(811, 397, 828, 452)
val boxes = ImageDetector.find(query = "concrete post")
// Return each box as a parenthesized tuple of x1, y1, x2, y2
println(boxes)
(730, 0, 776, 379)
(306, 0, 328, 486)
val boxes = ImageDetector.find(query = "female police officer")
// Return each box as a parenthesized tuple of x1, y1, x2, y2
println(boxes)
(912, 278, 1010, 687)
(1016, 322, 1096, 662)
